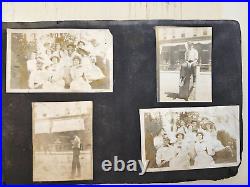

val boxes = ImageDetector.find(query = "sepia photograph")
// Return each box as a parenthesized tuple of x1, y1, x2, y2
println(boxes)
(32, 101, 93, 181)
(140, 106, 240, 172)
(156, 26, 212, 102)
(6, 29, 113, 92)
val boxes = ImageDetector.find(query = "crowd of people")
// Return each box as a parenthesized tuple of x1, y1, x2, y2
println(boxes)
(153, 116, 232, 170)
(27, 40, 105, 91)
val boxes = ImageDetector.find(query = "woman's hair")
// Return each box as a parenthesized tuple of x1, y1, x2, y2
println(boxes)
(77, 41, 85, 46)
(73, 56, 81, 63)
(196, 132, 204, 139)
(176, 132, 185, 139)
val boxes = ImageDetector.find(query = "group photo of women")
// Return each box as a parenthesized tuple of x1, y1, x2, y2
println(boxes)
(8, 29, 113, 92)
(142, 107, 238, 171)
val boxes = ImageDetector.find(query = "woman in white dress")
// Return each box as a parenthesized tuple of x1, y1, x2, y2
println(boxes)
(184, 125, 196, 163)
(203, 122, 231, 159)
(81, 54, 105, 82)
(169, 132, 191, 170)
(28, 60, 49, 89)
(70, 55, 92, 91)
(156, 137, 175, 168)
(43, 55, 65, 90)
(52, 43, 66, 58)
(26, 52, 37, 74)
(194, 132, 215, 168)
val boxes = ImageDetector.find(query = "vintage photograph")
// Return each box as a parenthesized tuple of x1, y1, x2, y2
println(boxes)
(6, 29, 113, 92)
(32, 101, 93, 181)
(156, 26, 212, 102)
(140, 106, 240, 172)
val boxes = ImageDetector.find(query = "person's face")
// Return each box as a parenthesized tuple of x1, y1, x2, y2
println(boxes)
(164, 138, 170, 145)
(73, 58, 80, 66)
(163, 133, 168, 139)
(78, 42, 84, 48)
(197, 133, 203, 141)
(90, 55, 96, 63)
(177, 134, 183, 141)
(36, 62, 43, 70)
(68, 46, 74, 55)
(188, 44, 192, 50)
(51, 57, 58, 64)
(188, 125, 193, 131)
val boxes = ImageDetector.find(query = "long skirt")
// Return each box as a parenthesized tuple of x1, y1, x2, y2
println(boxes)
(194, 151, 215, 168)
(179, 76, 191, 100)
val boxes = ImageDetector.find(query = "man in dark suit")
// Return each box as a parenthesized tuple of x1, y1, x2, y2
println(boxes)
(71, 135, 81, 178)
(179, 42, 198, 101)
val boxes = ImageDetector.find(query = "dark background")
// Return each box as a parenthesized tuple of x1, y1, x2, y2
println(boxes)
(2, 20, 242, 184)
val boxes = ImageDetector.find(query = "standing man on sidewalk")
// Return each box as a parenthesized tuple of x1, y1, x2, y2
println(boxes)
(71, 135, 81, 178)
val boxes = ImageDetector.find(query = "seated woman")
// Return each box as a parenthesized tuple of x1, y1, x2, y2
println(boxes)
(70, 55, 92, 91)
(81, 54, 105, 82)
(43, 55, 65, 90)
(156, 136, 175, 168)
(169, 132, 191, 170)
(28, 59, 49, 89)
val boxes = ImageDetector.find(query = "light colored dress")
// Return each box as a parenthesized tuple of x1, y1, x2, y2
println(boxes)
(153, 135, 164, 150)
(28, 69, 49, 89)
(70, 65, 92, 91)
(26, 59, 37, 73)
(156, 145, 175, 167)
(169, 140, 191, 170)
(204, 130, 225, 155)
(184, 130, 196, 159)
(43, 63, 65, 90)
(81, 56, 105, 82)
(194, 140, 215, 168)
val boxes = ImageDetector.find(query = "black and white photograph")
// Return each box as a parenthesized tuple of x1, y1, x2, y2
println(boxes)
(6, 29, 113, 92)
(140, 106, 240, 172)
(156, 26, 212, 102)
(32, 101, 93, 181)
